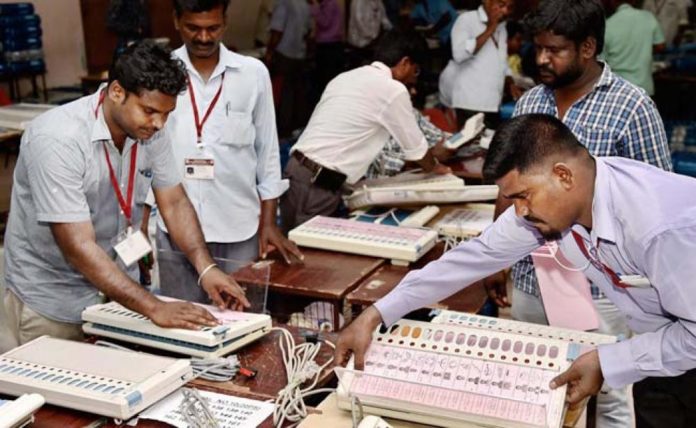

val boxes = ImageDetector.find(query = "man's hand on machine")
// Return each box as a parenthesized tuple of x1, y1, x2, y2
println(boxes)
(147, 300, 221, 330)
(431, 139, 458, 163)
(200, 267, 251, 311)
(146, 268, 249, 330)
(334, 306, 383, 370)
(550, 349, 604, 408)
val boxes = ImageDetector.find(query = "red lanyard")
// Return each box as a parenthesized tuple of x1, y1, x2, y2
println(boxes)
(95, 89, 139, 226)
(188, 73, 225, 145)
(94, 89, 106, 118)
(103, 143, 138, 225)
(571, 231, 628, 289)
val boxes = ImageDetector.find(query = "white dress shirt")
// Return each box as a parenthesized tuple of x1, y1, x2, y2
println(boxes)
(348, 0, 392, 48)
(643, 0, 690, 46)
(157, 45, 288, 243)
(439, 6, 510, 112)
(375, 157, 696, 389)
(291, 62, 428, 184)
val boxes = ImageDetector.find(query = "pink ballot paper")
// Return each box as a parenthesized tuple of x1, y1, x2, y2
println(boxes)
(157, 295, 254, 323)
(531, 243, 600, 331)
(335, 319, 572, 428)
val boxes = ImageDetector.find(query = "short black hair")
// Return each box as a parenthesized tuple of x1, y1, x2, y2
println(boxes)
(172, 0, 230, 17)
(507, 21, 523, 39)
(373, 30, 428, 67)
(483, 114, 587, 181)
(523, 0, 606, 56)
(109, 40, 187, 97)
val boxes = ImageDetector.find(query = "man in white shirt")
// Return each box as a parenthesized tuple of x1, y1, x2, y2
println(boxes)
(439, 0, 522, 129)
(266, 0, 313, 139)
(347, 0, 393, 66)
(643, 0, 691, 46)
(280, 31, 451, 231)
(153, 0, 302, 303)
(348, 0, 392, 49)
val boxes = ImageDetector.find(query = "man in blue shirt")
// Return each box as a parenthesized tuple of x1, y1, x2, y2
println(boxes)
(411, 0, 458, 47)
(337, 114, 696, 428)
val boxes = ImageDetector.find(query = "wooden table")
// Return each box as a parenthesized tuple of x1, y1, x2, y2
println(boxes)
(24, 326, 336, 428)
(0, 128, 21, 142)
(237, 249, 385, 329)
(190, 326, 337, 400)
(345, 242, 488, 318)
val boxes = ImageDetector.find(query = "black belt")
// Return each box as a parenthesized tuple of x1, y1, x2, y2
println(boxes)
(292, 151, 347, 192)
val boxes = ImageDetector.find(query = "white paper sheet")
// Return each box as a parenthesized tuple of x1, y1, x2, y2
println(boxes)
(140, 388, 274, 428)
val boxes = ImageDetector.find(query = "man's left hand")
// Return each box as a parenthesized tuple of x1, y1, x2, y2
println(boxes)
(431, 139, 458, 162)
(259, 223, 304, 264)
(550, 349, 604, 408)
(200, 268, 250, 311)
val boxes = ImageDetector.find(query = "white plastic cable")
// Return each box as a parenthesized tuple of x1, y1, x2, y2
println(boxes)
(271, 327, 335, 427)
(189, 355, 239, 382)
(542, 241, 591, 272)
(94, 340, 239, 382)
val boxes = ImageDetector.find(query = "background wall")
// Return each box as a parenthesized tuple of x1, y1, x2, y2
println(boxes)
(0, 0, 87, 88)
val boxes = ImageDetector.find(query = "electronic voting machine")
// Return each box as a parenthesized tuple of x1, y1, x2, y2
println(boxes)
(288, 215, 438, 265)
(434, 204, 495, 240)
(0, 336, 192, 419)
(0, 393, 44, 428)
(336, 314, 616, 428)
(444, 112, 486, 150)
(0, 103, 54, 130)
(82, 296, 271, 358)
(345, 173, 498, 210)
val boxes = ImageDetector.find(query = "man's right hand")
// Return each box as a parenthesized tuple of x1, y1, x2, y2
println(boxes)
(483, 270, 510, 307)
(148, 300, 219, 330)
(487, 4, 507, 29)
(432, 162, 453, 175)
(334, 306, 383, 370)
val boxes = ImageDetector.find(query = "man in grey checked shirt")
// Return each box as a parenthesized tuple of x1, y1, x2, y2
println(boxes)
(482, 1, 672, 427)
(1, 41, 249, 351)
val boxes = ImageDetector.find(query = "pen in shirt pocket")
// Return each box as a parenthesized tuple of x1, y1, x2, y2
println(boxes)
(618, 274, 652, 288)
(225, 101, 230, 117)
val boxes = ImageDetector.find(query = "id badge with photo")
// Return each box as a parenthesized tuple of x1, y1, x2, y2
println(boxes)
(112, 227, 152, 267)
(184, 158, 215, 180)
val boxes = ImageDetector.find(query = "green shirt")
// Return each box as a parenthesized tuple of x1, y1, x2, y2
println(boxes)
(604, 4, 664, 95)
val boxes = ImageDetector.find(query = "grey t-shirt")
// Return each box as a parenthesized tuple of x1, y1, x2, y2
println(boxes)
(270, 0, 312, 59)
(4, 90, 181, 323)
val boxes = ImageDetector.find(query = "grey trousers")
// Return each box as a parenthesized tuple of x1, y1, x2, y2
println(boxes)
(156, 228, 258, 304)
(511, 287, 634, 428)
(279, 156, 344, 233)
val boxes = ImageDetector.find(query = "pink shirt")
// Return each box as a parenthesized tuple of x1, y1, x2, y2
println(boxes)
(311, 0, 344, 44)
